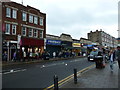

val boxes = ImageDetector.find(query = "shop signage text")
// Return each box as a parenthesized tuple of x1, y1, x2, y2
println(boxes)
(72, 43, 81, 47)
(46, 40, 61, 45)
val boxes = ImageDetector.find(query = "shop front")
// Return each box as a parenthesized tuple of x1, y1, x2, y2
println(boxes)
(72, 43, 81, 56)
(20, 37, 44, 60)
(46, 39, 61, 58)
(2, 40, 17, 61)
(61, 41, 73, 51)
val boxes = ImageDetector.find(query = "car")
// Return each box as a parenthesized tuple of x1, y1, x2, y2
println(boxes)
(42, 52, 50, 60)
(88, 50, 98, 61)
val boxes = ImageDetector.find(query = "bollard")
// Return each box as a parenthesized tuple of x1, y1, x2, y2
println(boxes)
(74, 68, 77, 84)
(54, 75, 58, 90)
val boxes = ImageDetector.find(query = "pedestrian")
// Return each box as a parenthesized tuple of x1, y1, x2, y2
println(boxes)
(116, 46, 120, 69)
(109, 50, 116, 72)
(13, 51, 17, 62)
(2, 51, 7, 62)
(23, 51, 26, 62)
(53, 52, 56, 58)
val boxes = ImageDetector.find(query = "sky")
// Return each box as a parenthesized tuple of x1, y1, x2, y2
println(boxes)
(11, 0, 119, 39)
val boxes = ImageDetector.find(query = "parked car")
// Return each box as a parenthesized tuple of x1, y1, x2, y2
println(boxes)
(42, 52, 50, 60)
(88, 50, 98, 61)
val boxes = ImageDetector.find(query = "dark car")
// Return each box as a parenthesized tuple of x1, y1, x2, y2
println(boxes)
(42, 52, 50, 60)
(88, 50, 98, 61)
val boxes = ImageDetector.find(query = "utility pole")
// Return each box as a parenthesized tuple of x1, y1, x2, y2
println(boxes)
(117, 30, 120, 38)
(21, 0, 23, 5)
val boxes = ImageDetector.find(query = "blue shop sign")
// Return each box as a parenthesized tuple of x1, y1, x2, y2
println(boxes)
(46, 40, 61, 45)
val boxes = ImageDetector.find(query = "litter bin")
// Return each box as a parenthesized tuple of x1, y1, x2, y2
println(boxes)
(94, 56, 105, 69)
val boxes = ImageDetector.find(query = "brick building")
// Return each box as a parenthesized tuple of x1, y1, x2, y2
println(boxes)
(88, 30, 118, 48)
(1, 1, 46, 61)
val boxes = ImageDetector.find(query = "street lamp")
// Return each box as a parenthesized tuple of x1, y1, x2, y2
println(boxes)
(117, 30, 120, 38)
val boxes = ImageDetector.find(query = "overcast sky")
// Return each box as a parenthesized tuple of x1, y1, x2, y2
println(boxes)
(11, 0, 119, 39)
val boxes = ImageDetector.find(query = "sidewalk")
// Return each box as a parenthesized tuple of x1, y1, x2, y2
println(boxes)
(61, 61, 119, 88)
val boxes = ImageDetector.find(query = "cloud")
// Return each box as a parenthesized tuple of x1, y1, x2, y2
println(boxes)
(12, 0, 119, 39)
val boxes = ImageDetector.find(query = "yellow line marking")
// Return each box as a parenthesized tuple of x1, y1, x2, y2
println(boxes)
(45, 64, 95, 89)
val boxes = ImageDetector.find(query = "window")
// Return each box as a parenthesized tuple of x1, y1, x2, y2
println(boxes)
(34, 16, 38, 24)
(12, 9, 17, 19)
(6, 7, 11, 17)
(29, 15, 33, 23)
(29, 28, 33, 37)
(40, 17, 43, 26)
(22, 27, 26, 36)
(40, 31, 43, 38)
(12, 24, 16, 35)
(22, 12, 27, 21)
(34, 29, 38, 38)
(5, 24, 10, 34)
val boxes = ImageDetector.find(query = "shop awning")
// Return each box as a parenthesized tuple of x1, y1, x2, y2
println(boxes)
(21, 37, 44, 47)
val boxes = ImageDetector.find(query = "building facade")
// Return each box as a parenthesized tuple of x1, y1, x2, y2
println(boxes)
(60, 33, 73, 50)
(88, 30, 118, 48)
(1, 1, 46, 61)
(46, 34, 61, 57)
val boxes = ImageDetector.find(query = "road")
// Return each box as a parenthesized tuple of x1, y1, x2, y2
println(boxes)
(2, 57, 94, 88)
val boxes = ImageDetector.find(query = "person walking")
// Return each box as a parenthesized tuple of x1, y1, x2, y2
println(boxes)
(3, 51, 7, 62)
(23, 51, 26, 62)
(109, 49, 116, 72)
(116, 46, 120, 69)
(53, 52, 56, 58)
(13, 51, 17, 62)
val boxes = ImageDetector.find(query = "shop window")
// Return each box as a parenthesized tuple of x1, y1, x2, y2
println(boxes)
(12, 24, 16, 35)
(12, 9, 17, 19)
(5, 23, 10, 34)
(6, 7, 11, 18)
(22, 27, 26, 36)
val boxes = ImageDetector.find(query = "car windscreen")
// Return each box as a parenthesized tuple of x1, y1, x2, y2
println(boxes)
(90, 51, 98, 56)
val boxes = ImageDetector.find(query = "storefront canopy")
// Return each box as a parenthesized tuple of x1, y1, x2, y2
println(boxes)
(21, 37, 44, 47)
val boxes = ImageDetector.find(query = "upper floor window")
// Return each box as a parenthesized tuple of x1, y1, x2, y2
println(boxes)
(12, 24, 16, 35)
(29, 28, 33, 37)
(40, 31, 43, 38)
(29, 15, 33, 23)
(12, 9, 17, 19)
(22, 27, 26, 36)
(6, 7, 11, 18)
(40, 17, 43, 26)
(22, 12, 27, 21)
(34, 29, 38, 38)
(34, 16, 38, 24)
(5, 23, 10, 34)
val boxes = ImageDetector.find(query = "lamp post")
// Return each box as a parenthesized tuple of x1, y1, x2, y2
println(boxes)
(117, 30, 120, 38)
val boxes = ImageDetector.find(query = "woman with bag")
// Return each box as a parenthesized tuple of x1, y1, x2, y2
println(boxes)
(109, 49, 116, 72)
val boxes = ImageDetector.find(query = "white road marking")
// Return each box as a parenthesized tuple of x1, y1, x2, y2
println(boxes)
(3, 69, 27, 75)
(10, 70, 14, 72)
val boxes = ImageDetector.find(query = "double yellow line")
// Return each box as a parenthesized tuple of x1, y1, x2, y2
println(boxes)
(44, 64, 95, 90)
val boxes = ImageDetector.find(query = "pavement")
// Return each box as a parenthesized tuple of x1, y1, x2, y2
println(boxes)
(60, 61, 119, 89)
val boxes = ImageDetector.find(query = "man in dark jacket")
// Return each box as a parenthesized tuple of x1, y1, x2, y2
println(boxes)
(116, 46, 120, 69)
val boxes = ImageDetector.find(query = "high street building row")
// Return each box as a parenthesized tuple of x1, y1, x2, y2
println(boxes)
(1, 1, 118, 61)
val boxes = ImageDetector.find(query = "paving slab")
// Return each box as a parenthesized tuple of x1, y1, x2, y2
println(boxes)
(61, 61, 119, 88)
